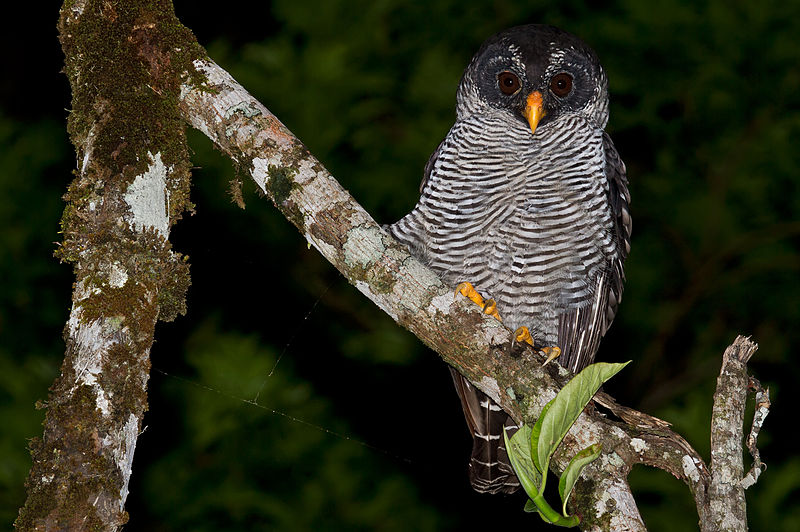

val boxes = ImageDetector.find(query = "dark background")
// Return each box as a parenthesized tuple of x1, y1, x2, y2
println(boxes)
(2, 1, 799, 530)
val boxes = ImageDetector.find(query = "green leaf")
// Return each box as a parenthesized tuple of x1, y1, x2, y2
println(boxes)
(503, 425, 542, 499)
(530, 493, 581, 527)
(558, 443, 602, 517)
(530, 398, 554, 474)
(537, 362, 630, 478)
(524, 499, 540, 513)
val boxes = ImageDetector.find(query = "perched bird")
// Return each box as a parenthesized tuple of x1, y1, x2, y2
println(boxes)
(388, 24, 632, 494)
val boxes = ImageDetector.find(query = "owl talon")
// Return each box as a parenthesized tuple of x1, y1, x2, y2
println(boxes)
(514, 327, 561, 364)
(482, 299, 501, 321)
(541, 346, 562, 366)
(455, 282, 481, 304)
(455, 282, 502, 322)
(514, 326, 535, 346)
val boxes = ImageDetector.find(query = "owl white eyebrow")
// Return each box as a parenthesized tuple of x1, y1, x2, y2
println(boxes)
(507, 46, 527, 73)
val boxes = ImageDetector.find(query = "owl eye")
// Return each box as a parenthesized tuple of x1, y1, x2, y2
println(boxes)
(550, 72, 573, 97)
(497, 71, 521, 95)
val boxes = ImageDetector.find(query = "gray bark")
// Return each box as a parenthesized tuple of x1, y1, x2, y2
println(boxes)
(702, 337, 760, 531)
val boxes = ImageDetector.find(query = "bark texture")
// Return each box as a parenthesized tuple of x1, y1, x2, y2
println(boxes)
(16, 2, 197, 530)
(702, 336, 759, 531)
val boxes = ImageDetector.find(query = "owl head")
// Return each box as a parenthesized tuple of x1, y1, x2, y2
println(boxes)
(457, 25, 609, 133)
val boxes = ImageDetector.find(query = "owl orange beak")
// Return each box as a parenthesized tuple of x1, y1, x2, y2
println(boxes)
(524, 91, 546, 134)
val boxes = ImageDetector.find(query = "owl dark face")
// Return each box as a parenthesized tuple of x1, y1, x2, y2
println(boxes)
(457, 25, 609, 132)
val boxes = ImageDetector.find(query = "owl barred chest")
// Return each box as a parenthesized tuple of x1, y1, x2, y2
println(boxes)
(402, 113, 616, 344)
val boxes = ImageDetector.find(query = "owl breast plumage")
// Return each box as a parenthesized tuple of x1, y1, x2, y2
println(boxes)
(391, 110, 625, 371)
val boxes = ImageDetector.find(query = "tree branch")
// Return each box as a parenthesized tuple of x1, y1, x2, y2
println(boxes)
(702, 336, 761, 531)
(178, 57, 758, 530)
(24, 2, 768, 529)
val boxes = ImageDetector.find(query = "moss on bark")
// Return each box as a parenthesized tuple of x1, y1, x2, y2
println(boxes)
(17, 1, 204, 529)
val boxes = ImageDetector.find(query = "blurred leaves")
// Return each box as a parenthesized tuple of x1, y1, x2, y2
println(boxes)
(0, 116, 71, 526)
(137, 321, 442, 530)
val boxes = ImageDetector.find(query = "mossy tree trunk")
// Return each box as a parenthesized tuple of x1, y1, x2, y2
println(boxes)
(16, 2, 198, 529)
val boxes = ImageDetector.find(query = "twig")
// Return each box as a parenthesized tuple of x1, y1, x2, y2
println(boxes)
(702, 335, 759, 531)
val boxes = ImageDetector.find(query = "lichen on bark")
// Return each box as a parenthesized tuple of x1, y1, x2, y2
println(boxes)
(55, 0, 199, 324)
(17, 1, 204, 529)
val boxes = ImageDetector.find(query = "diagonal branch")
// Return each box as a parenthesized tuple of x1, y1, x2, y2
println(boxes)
(178, 57, 727, 531)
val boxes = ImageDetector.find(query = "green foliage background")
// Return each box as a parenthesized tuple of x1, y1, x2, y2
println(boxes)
(2, 1, 799, 530)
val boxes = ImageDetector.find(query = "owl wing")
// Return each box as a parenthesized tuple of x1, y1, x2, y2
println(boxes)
(419, 137, 446, 193)
(556, 132, 631, 372)
(602, 131, 632, 329)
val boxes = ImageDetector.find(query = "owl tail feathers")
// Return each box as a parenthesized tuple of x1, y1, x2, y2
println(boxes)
(468, 416, 521, 494)
(449, 368, 521, 495)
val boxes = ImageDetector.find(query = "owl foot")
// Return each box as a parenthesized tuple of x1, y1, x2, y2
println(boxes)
(513, 326, 534, 346)
(455, 282, 502, 321)
(513, 326, 562, 365)
(540, 346, 562, 366)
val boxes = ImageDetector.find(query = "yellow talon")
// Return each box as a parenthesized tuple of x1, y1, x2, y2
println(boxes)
(455, 282, 502, 322)
(457, 288, 561, 362)
(514, 327, 562, 365)
(482, 299, 501, 321)
(514, 326, 535, 346)
(541, 346, 562, 366)
(455, 282, 482, 305)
